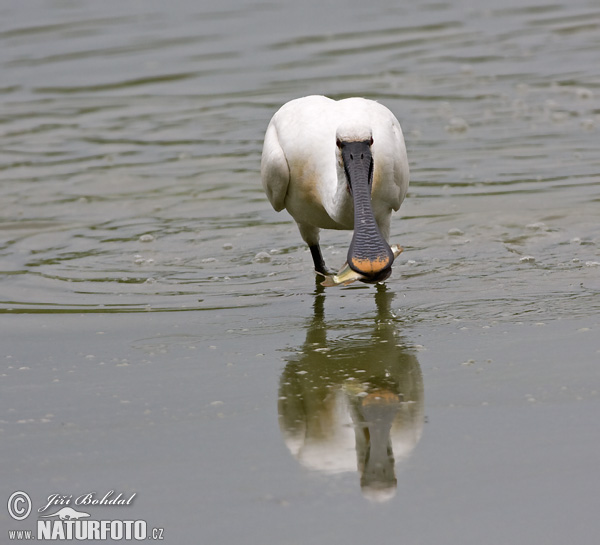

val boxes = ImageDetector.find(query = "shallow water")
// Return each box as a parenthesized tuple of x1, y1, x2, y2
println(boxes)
(2, 0, 599, 543)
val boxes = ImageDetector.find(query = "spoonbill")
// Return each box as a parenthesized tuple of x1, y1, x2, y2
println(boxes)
(261, 95, 409, 283)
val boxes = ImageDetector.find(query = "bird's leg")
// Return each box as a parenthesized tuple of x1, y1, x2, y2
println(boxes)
(309, 244, 332, 276)
(298, 223, 334, 276)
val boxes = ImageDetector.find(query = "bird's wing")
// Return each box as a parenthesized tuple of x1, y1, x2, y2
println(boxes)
(390, 120, 410, 211)
(261, 123, 290, 212)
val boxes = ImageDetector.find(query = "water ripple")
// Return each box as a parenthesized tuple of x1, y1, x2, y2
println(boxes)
(0, 0, 598, 318)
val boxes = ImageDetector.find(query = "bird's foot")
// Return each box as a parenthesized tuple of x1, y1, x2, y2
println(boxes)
(314, 265, 336, 277)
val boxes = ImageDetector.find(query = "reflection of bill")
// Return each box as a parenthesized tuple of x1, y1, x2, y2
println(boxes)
(278, 285, 424, 502)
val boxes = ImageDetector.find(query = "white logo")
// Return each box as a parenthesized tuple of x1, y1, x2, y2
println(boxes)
(40, 507, 91, 520)
(7, 491, 31, 521)
(6, 490, 165, 541)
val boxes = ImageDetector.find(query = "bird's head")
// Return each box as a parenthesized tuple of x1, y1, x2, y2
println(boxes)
(335, 125, 394, 283)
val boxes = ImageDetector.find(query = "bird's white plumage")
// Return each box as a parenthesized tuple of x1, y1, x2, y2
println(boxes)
(261, 95, 409, 247)
(335, 123, 372, 143)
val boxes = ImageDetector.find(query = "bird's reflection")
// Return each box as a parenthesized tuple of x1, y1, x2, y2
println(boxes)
(278, 285, 424, 502)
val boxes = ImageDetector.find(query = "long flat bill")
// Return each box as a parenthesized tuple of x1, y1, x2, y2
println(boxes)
(319, 245, 403, 287)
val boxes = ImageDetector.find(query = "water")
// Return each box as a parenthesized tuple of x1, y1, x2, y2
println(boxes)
(1, 0, 599, 543)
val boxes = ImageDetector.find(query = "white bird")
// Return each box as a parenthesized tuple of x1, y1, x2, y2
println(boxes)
(261, 95, 409, 283)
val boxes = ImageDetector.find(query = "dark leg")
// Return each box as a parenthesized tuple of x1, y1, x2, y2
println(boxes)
(309, 244, 330, 275)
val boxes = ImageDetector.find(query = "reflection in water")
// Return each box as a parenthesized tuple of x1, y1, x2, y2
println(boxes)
(278, 285, 424, 502)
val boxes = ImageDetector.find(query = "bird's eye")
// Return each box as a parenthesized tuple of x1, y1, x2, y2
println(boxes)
(336, 138, 342, 149)
(369, 136, 374, 146)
